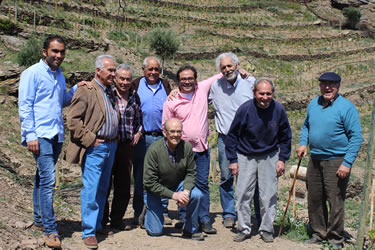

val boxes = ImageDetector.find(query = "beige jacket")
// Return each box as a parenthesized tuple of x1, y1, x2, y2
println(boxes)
(66, 79, 109, 164)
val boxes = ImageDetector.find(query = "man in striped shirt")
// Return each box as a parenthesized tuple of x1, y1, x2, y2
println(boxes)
(66, 55, 119, 249)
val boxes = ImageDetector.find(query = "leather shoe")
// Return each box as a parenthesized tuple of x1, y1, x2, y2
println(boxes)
(223, 217, 235, 228)
(305, 237, 321, 245)
(200, 222, 217, 234)
(83, 236, 98, 249)
(182, 230, 205, 241)
(43, 233, 61, 248)
(96, 228, 113, 236)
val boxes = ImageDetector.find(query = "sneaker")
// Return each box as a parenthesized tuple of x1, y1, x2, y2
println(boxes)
(164, 215, 173, 225)
(223, 217, 235, 228)
(200, 222, 217, 234)
(233, 232, 250, 242)
(260, 231, 274, 243)
(182, 230, 205, 241)
(43, 233, 61, 248)
(305, 237, 321, 245)
(83, 236, 98, 249)
(174, 219, 184, 229)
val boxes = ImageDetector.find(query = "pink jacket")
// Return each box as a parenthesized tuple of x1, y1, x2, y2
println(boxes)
(162, 74, 222, 152)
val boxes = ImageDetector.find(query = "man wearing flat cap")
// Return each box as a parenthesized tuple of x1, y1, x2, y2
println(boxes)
(296, 72, 363, 248)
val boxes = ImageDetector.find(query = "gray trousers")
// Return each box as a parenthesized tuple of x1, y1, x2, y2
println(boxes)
(236, 151, 278, 235)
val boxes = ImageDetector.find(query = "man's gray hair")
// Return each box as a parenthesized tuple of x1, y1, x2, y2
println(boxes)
(116, 64, 133, 75)
(143, 56, 161, 68)
(95, 55, 114, 70)
(215, 52, 239, 71)
(254, 77, 275, 92)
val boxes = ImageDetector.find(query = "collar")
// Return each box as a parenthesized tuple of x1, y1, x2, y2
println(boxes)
(318, 94, 339, 108)
(40, 59, 62, 74)
(226, 74, 241, 89)
(94, 78, 107, 91)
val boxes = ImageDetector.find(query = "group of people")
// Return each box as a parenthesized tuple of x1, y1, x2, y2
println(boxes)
(18, 35, 363, 249)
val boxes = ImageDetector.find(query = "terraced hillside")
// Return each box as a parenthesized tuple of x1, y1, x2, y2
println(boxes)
(0, 0, 375, 249)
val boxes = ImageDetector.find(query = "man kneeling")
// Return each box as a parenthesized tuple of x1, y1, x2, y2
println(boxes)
(143, 118, 204, 240)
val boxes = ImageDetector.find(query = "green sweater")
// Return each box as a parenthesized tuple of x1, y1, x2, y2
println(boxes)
(143, 139, 196, 198)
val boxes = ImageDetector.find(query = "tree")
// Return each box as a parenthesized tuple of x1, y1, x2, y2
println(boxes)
(343, 7, 361, 30)
(148, 28, 180, 74)
(17, 34, 44, 67)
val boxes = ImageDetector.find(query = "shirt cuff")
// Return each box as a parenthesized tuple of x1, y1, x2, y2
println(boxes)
(26, 132, 37, 142)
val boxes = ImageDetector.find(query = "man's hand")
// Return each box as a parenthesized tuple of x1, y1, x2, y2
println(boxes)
(238, 69, 252, 79)
(172, 190, 190, 207)
(78, 81, 93, 89)
(91, 138, 104, 147)
(337, 164, 351, 179)
(131, 132, 142, 146)
(27, 139, 39, 155)
(229, 163, 239, 175)
(276, 160, 285, 177)
(167, 88, 179, 101)
(296, 145, 307, 159)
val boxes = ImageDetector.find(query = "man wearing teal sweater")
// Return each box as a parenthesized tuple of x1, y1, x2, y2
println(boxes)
(297, 72, 363, 249)
(143, 118, 204, 240)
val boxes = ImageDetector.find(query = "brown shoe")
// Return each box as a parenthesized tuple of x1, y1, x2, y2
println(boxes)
(43, 233, 61, 248)
(31, 224, 44, 231)
(96, 228, 114, 236)
(83, 236, 98, 248)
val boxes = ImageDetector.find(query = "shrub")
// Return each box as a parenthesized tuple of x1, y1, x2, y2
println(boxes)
(343, 7, 361, 29)
(0, 18, 17, 34)
(148, 28, 180, 74)
(17, 34, 44, 67)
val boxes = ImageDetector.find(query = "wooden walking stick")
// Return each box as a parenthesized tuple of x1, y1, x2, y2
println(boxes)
(278, 158, 302, 237)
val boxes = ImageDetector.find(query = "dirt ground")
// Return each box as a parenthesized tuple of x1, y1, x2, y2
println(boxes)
(0, 159, 322, 250)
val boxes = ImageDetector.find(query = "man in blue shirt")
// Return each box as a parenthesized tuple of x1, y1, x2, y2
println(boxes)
(297, 72, 363, 249)
(131, 56, 172, 226)
(18, 35, 76, 248)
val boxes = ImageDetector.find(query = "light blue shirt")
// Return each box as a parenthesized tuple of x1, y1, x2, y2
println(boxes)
(137, 77, 167, 132)
(18, 59, 77, 144)
(208, 75, 255, 135)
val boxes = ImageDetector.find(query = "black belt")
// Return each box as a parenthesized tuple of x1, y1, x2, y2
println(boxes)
(144, 131, 163, 137)
(97, 136, 116, 143)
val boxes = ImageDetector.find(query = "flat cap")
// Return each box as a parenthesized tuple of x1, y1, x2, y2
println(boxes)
(318, 72, 341, 83)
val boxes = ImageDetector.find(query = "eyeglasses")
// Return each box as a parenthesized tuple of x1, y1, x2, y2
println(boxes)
(167, 129, 182, 135)
(180, 77, 195, 82)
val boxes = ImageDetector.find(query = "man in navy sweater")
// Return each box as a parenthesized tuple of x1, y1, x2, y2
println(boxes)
(296, 72, 363, 249)
(226, 77, 292, 243)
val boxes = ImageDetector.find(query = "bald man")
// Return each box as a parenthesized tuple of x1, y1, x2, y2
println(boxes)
(143, 118, 204, 241)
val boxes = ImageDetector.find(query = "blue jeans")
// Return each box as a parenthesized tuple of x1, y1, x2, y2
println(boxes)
(33, 136, 62, 235)
(179, 149, 211, 224)
(81, 141, 117, 238)
(132, 135, 168, 217)
(218, 134, 236, 219)
(144, 181, 203, 236)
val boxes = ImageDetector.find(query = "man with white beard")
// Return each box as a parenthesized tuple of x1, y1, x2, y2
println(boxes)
(208, 52, 260, 229)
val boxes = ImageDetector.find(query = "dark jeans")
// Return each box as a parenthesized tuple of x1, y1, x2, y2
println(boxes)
(103, 141, 133, 227)
(307, 157, 348, 243)
(132, 135, 164, 217)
